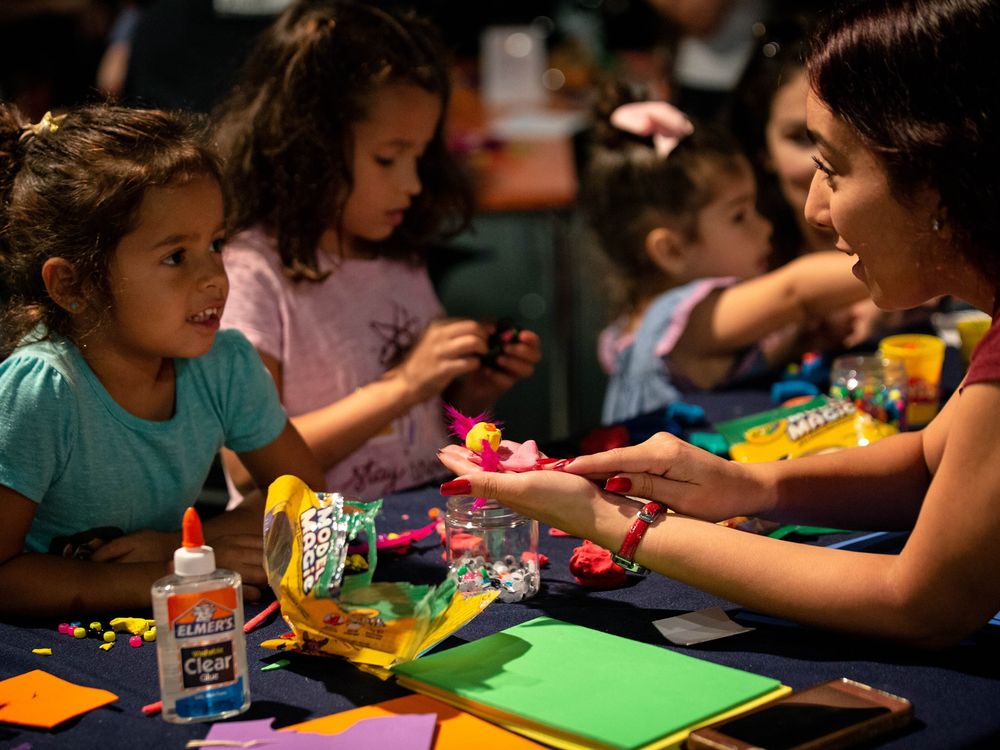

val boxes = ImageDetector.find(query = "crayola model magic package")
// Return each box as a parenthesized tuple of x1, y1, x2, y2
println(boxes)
(261, 476, 496, 677)
(716, 396, 897, 462)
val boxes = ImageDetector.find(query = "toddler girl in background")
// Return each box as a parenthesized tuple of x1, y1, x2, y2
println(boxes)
(584, 83, 869, 424)
(214, 0, 541, 500)
(0, 104, 324, 616)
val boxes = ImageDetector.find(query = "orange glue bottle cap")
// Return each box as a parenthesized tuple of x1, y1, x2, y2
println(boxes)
(175, 507, 215, 576)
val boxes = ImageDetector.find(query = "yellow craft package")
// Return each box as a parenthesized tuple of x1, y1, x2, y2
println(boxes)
(717, 396, 897, 463)
(262, 476, 497, 676)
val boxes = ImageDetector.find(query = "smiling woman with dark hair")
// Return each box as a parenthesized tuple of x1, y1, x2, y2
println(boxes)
(439, 0, 1000, 648)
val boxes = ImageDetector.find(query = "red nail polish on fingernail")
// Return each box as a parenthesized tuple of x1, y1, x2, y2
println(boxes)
(551, 458, 575, 471)
(536, 458, 560, 467)
(604, 476, 632, 494)
(440, 479, 472, 496)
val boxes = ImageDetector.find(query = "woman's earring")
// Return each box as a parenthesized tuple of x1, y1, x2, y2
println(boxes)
(931, 217, 942, 233)
(69, 302, 79, 312)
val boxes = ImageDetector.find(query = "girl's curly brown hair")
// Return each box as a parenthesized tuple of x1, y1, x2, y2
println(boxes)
(213, 0, 473, 282)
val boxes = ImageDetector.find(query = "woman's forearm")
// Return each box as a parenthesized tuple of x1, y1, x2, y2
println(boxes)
(751, 430, 929, 529)
(634, 512, 944, 643)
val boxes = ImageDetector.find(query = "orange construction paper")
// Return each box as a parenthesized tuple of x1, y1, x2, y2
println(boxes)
(287, 693, 545, 749)
(0, 669, 118, 728)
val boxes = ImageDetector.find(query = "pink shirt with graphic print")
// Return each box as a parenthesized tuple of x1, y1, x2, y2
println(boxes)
(222, 227, 449, 499)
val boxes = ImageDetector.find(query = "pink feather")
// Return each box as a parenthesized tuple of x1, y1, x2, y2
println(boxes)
(443, 403, 490, 441)
(479, 441, 502, 472)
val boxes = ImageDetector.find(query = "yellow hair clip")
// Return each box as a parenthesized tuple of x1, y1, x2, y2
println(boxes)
(19, 111, 67, 143)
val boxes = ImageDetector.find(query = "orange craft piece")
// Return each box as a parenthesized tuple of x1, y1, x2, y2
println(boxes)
(0, 669, 118, 728)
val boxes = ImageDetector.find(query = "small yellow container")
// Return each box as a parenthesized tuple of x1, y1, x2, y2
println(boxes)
(955, 313, 991, 365)
(879, 334, 946, 427)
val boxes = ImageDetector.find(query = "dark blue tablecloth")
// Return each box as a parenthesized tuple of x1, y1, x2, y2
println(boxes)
(2, 483, 999, 749)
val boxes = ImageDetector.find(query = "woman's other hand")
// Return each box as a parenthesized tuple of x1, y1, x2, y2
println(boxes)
(564, 432, 766, 522)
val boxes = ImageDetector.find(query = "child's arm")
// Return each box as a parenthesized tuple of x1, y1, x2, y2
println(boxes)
(229, 318, 488, 473)
(215, 419, 325, 531)
(676, 251, 868, 358)
(0, 486, 175, 615)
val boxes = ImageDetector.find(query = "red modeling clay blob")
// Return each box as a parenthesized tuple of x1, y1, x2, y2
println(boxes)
(569, 540, 626, 589)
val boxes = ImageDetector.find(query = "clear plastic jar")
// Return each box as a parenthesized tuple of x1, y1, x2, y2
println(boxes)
(829, 354, 908, 429)
(445, 496, 540, 602)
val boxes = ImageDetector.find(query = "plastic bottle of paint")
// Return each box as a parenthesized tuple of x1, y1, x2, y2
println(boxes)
(151, 507, 250, 723)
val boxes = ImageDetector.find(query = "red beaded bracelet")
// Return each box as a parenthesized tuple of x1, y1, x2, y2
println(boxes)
(610, 501, 666, 574)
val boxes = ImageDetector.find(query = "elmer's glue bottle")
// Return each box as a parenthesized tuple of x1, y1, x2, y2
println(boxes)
(152, 507, 250, 722)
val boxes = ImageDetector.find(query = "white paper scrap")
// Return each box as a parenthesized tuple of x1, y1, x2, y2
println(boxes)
(653, 606, 754, 646)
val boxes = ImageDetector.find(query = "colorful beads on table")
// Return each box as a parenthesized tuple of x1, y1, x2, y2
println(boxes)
(56, 616, 156, 649)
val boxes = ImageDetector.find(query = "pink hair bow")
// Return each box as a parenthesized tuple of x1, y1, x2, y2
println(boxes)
(610, 101, 694, 157)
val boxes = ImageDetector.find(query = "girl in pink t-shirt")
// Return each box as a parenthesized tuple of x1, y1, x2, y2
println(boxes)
(215, 1, 540, 499)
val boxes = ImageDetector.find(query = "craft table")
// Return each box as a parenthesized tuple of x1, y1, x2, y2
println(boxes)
(2, 474, 999, 749)
(2, 355, 995, 749)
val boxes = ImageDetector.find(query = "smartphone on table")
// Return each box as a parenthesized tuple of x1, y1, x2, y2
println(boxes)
(686, 677, 913, 750)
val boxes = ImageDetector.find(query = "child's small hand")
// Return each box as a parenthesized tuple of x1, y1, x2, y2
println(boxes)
(451, 327, 542, 410)
(394, 318, 488, 403)
(89, 529, 177, 564)
(482, 325, 541, 378)
(212, 533, 267, 597)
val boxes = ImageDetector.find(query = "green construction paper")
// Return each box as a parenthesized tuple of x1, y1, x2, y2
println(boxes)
(768, 525, 850, 539)
(392, 616, 780, 750)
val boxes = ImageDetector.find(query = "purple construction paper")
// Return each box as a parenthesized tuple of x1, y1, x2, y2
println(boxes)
(203, 714, 437, 750)
(330, 713, 437, 750)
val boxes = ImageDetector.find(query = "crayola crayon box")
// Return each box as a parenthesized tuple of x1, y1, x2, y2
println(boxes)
(716, 395, 897, 462)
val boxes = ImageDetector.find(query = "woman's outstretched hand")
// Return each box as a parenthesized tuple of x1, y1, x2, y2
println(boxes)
(438, 447, 634, 539)
(437, 430, 768, 541)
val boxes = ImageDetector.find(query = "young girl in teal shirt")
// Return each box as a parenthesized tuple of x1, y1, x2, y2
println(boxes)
(0, 104, 324, 616)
